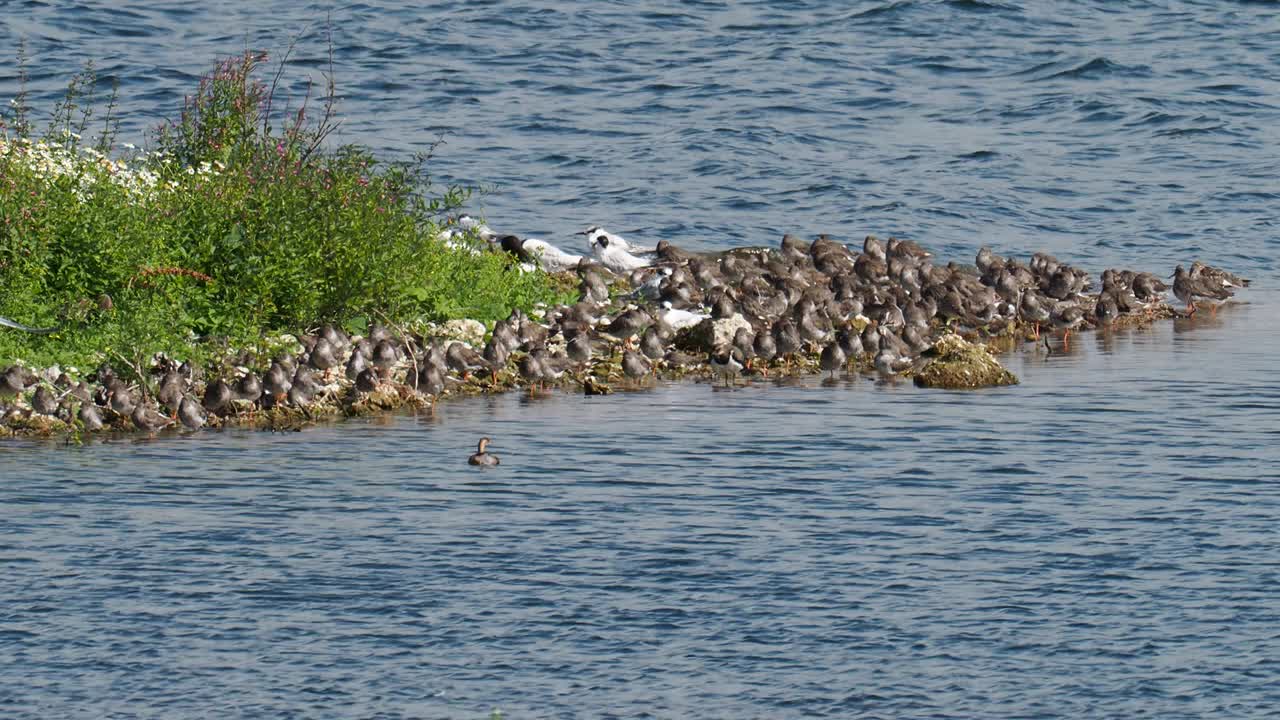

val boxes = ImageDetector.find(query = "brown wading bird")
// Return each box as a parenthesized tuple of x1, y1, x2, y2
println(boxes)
(0, 365, 36, 399)
(1172, 264, 1218, 315)
(622, 344, 652, 385)
(1051, 302, 1086, 350)
(468, 436, 500, 466)
(177, 396, 207, 430)
(819, 340, 846, 379)
(77, 403, 104, 432)
(131, 402, 174, 434)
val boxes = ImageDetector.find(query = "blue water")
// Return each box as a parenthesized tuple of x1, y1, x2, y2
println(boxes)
(4, 2, 1280, 717)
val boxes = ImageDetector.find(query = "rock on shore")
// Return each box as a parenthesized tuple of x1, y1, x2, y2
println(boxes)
(913, 334, 1019, 390)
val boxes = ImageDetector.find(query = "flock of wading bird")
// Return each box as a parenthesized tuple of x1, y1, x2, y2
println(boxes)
(0, 218, 1253, 453)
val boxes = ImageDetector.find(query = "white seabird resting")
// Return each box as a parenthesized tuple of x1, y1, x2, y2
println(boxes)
(436, 214, 495, 255)
(456, 214, 496, 243)
(581, 226, 652, 274)
(660, 301, 709, 330)
(498, 235, 584, 274)
(435, 227, 474, 253)
(578, 226, 656, 256)
(521, 238, 583, 273)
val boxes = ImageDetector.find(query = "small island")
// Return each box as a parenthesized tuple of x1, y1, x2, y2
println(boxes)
(0, 53, 1249, 440)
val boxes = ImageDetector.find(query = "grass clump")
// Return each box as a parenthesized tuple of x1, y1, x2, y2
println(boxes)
(0, 48, 567, 369)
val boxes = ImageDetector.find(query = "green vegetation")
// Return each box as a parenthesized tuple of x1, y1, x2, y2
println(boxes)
(0, 50, 567, 369)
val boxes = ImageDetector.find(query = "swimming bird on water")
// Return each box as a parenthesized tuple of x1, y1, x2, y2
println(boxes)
(468, 436, 500, 466)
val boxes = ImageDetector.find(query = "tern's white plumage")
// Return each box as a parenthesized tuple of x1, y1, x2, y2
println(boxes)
(583, 226, 651, 273)
(660, 301, 709, 330)
(456, 214, 496, 242)
(580, 226, 655, 256)
(436, 227, 482, 255)
(521, 238, 583, 273)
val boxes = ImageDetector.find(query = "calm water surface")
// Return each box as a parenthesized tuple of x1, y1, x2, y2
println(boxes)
(3, 1, 1280, 717)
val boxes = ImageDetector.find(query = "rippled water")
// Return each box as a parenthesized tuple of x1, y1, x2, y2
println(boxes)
(4, 1, 1280, 717)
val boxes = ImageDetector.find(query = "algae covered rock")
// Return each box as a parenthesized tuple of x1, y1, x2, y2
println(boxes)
(913, 333, 1018, 390)
(674, 313, 752, 353)
(435, 319, 488, 346)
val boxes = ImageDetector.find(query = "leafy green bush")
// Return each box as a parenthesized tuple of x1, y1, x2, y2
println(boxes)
(0, 50, 568, 368)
